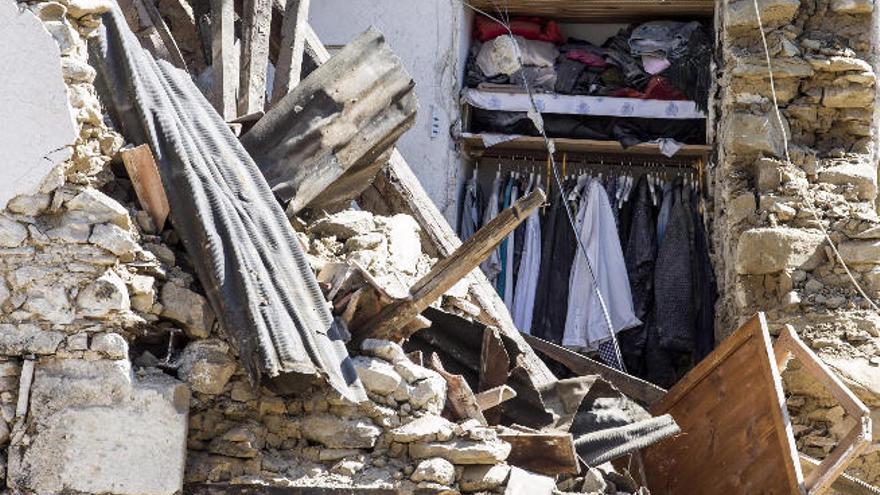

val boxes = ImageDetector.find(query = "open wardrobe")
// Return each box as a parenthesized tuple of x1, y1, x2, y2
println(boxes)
(457, 2, 720, 389)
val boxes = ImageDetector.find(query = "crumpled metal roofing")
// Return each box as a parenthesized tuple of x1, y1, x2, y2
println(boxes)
(90, 7, 365, 403)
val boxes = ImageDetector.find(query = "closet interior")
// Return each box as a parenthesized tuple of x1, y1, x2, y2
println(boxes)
(457, 0, 718, 388)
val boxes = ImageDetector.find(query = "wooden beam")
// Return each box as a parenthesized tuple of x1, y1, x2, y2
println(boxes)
(120, 145, 171, 231)
(209, 0, 236, 120)
(356, 189, 545, 342)
(238, 0, 273, 115)
(116, 0, 187, 70)
(271, 0, 311, 103)
(475, 384, 516, 411)
(499, 431, 579, 476)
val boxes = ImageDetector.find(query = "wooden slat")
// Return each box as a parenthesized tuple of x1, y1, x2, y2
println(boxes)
(642, 314, 806, 495)
(355, 190, 545, 342)
(272, 0, 311, 103)
(499, 432, 579, 476)
(800, 455, 880, 495)
(209, 0, 236, 120)
(475, 384, 516, 411)
(120, 145, 170, 231)
(774, 325, 872, 495)
(238, 0, 272, 115)
(462, 133, 712, 159)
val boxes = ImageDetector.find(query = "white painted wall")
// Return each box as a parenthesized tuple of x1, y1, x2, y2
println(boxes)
(310, 0, 470, 226)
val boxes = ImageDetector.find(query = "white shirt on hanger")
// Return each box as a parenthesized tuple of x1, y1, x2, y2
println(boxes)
(563, 179, 641, 350)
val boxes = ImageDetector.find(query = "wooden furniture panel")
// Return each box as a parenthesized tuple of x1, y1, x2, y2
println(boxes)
(642, 314, 805, 495)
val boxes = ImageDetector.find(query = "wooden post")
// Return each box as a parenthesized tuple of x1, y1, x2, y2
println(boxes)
(238, 0, 272, 115)
(356, 190, 545, 342)
(210, 0, 236, 120)
(271, 0, 311, 103)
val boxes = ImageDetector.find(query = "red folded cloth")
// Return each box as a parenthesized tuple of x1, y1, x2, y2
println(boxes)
(566, 49, 608, 68)
(474, 15, 565, 44)
(608, 77, 688, 100)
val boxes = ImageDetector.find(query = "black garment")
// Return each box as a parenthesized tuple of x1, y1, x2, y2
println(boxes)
(532, 184, 577, 343)
(603, 29, 649, 90)
(692, 194, 717, 362)
(618, 178, 657, 375)
(653, 183, 694, 354)
(664, 26, 713, 113)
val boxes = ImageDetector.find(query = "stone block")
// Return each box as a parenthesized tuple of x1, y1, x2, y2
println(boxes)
(360, 339, 407, 363)
(725, 112, 789, 158)
(824, 84, 874, 108)
(460, 464, 511, 492)
(389, 414, 455, 443)
(0, 216, 28, 248)
(411, 457, 455, 485)
(76, 270, 130, 318)
(839, 240, 880, 265)
(300, 414, 381, 449)
(176, 339, 236, 395)
(754, 158, 783, 192)
(90, 332, 128, 360)
(409, 439, 511, 465)
(25, 284, 74, 324)
(807, 56, 873, 72)
(66, 189, 131, 229)
(831, 0, 873, 13)
(160, 283, 214, 339)
(89, 223, 138, 259)
(385, 214, 422, 274)
(818, 161, 877, 200)
(726, 0, 800, 29)
(736, 228, 825, 274)
(310, 210, 376, 240)
(0, 0, 76, 210)
(8, 359, 189, 495)
(0, 324, 64, 355)
(352, 356, 403, 396)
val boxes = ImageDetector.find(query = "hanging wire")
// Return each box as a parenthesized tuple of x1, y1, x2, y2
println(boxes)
(460, 0, 627, 370)
(751, 0, 880, 313)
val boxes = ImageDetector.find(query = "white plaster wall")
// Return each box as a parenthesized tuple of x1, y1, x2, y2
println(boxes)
(310, 0, 469, 226)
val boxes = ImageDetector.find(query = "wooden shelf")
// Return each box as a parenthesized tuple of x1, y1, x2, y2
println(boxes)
(460, 133, 712, 158)
(466, 0, 714, 22)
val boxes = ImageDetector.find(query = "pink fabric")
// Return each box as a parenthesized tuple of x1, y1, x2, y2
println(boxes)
(566, 49, 608, 68)
(642, 55, 671, 75)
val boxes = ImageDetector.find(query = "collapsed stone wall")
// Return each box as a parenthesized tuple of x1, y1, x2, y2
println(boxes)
(716, 0, 880, 482)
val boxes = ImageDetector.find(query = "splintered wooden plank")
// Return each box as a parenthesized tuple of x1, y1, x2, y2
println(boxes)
(120, 145, 170, 231)
(499, 431, 579, 476)
(642, 314, 805, 495)
(430, 352, 487, 425)
(355, 190, 545, 342)
(238, 0, 272, 115)
(209, 0, 236, 120)
(271, 0, 311, 103)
